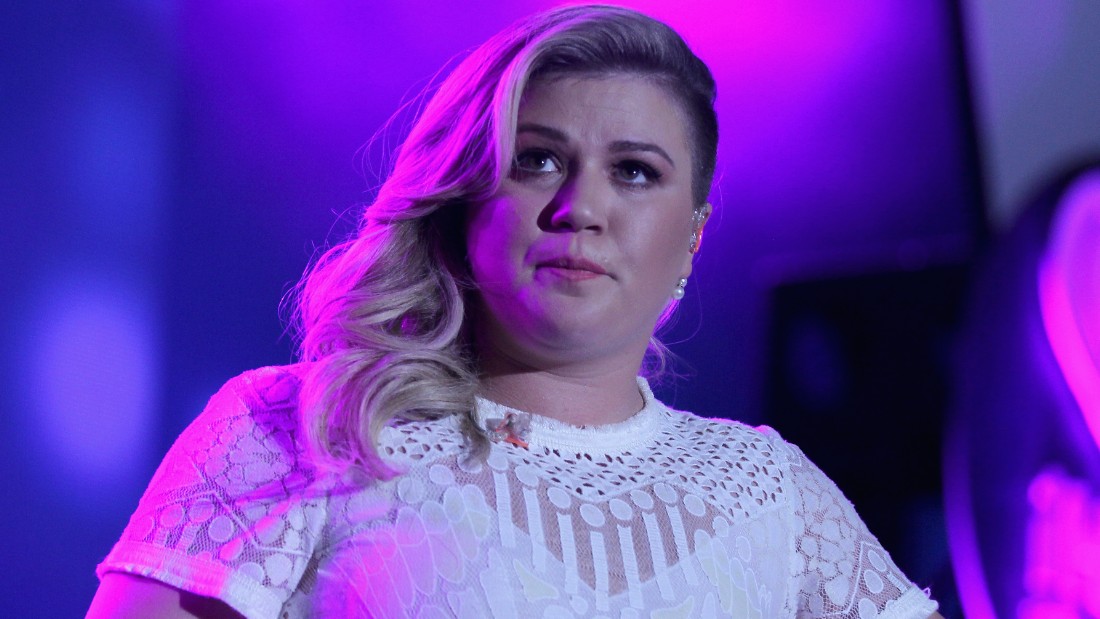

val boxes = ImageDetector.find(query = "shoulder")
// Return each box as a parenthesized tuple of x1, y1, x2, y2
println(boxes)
(160, 364, 316, 496)
(209, 363, 306, 420)
(98, 364, 329, 617)
(205, 363, 465, 472)
(192, 363, 307, 440)
(655, 406, 818, 506)
(662, 405, 796, 464)
(377, 414, 469, 468)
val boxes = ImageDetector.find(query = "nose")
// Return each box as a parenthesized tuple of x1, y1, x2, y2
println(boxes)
(540, 168, 609, 233)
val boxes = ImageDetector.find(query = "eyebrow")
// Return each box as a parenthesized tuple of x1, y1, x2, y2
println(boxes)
(516, 123, 676, 168)
(516, 123, 569, 143)
(609, 140, 675, 168)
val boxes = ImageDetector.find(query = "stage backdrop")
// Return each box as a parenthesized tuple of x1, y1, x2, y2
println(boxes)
(6, 1, 1092, 617)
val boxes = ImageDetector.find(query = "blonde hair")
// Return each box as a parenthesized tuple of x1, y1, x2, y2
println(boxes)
(293, 4, 718, 478)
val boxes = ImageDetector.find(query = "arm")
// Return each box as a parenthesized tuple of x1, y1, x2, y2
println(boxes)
(86, 573, 243, 619)
(93, 368, 324, 619)
(765, 427, 942, 619)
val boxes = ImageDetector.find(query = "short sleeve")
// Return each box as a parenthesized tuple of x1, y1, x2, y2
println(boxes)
(96, 366, 329, 619)
(760, 427, 939, 619)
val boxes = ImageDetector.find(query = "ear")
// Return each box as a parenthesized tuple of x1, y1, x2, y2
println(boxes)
(689, 202, 712, 254)
(681, 202, 712, 278)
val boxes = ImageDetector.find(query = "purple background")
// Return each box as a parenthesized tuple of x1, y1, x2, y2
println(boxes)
(2, 1, 1097, 617)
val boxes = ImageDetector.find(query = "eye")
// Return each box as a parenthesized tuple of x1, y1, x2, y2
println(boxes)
(613, 160, 662, 187)
(513, 149, 562, 177)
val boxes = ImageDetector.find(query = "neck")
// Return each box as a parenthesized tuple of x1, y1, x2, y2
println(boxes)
(477, 349, 647, 427)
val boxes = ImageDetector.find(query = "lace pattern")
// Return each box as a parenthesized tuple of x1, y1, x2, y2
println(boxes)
(98, 366, 938, 619)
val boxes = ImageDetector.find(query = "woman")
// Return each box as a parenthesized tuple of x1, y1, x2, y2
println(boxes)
(89, 5, 943, 618)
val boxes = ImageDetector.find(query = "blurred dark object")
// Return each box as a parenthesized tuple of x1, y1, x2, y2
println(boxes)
(765, 265, 967, 617)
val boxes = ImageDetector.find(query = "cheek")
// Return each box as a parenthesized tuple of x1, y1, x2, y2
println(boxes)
(660, 219, 691, 254)
(467, 208, 503, 248)
(631, 211, 692, 265)
(466, 200, 525, 280)
(632, 216, 694, 291)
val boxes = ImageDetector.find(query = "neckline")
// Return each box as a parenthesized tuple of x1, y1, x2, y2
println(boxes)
(474, 377, 666, 452)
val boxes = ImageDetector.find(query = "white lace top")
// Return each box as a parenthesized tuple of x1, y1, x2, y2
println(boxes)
(97, 365, 938, 619)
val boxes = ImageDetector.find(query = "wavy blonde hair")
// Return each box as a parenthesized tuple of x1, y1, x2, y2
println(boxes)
(293, 4, 718, 478)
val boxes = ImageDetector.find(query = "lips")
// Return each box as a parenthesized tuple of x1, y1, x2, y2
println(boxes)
(535, 256, 610, 281)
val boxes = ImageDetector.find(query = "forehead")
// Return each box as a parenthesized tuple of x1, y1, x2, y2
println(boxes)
(518, 74, 691, 152)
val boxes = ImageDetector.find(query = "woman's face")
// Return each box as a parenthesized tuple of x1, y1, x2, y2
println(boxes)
(466, 74, 701, 368)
